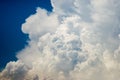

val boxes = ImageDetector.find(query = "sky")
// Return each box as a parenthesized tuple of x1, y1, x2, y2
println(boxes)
(0, 0, 120, 80)
(0, 0, 52, 70)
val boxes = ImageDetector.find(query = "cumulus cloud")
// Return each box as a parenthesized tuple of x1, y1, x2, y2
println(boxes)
(22, 8, 59, 40)
(0, 61, 28, 80)
(0, 0, 120, 80)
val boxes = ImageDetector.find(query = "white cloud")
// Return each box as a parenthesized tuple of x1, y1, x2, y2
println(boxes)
(0, 61, 28, 80)
(22, 8, 59, 40)
(0, 0, 120, 80)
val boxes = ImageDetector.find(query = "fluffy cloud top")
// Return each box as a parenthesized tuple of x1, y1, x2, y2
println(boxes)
(0, 0, 120, 80)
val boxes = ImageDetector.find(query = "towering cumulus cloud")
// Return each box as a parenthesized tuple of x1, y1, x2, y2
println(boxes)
(1, 0, 120, 80)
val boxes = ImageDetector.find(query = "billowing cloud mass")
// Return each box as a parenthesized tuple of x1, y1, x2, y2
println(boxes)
(1, 0, 120, 80)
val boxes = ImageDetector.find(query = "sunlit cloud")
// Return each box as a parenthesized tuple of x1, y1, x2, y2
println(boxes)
(0, 0, 120, 80)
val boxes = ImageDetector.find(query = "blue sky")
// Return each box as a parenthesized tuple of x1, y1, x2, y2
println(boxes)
(0, 0, 52, 70)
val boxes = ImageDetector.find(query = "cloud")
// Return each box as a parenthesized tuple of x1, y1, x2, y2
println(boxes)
(22, 8, 59, 40)
(0, 61, 28, 80)
(0, 0, 120, 80)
